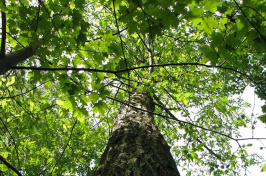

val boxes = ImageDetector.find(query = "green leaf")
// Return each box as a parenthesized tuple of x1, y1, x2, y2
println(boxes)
(229, 106, 238, 111)
(57, 97, 77, 112)
(109, 43, 122, 57)
(93, 53, 104, 65)
(215, 104, 226, 113)
(246, 144, 253, 147)
(56, 100, 64, 106)
(6, 76, 15, 86)
(258, 115, 266, 124)
(191, 152, 198, 159)
(93, 100, 108, 115)
(197, 143, 205, 149)
(205, 0, 218, 13)
(103, 30, 116, 41)
(89, 92, 99, 103)
(74, 108, 87, 130)
(62, 98, 73, 110)
(116, 59, 127, 70)
(262, 164, 266, 172)
(199, 45, 219, 66)
(47, 158, 53, 164)
(97, 72, 105, 81)
(73, 56, 84, 67)
(262, 105, 266, 113)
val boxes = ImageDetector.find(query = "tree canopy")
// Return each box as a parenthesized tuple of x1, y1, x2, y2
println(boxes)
(0, 0, 266, 175)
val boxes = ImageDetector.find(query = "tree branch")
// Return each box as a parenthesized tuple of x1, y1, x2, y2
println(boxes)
(0, 115, 21, 172)
(1, 3, 6, 56)
(49, 120, 77, 176)
(10, 62, 258, 86)
(0, 155, 22, 176)
(112, 0, 130, 95)
(0, 46, 37, 75)
(153, 94, 222, 160)
(0, 79, 53, 99)
(233, 0, 266, 43)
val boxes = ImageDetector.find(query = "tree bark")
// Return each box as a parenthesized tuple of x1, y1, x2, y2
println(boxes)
(94, 93, 180, 176)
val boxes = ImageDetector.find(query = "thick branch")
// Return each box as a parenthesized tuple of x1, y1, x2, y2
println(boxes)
(0, 155, 22, 176)
(0, 46, 36, 75)
(10, 62, 258, 85)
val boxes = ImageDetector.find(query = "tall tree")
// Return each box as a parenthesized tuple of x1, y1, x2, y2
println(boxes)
(0, 0, 266, 175)
(94, 93, 180, 176)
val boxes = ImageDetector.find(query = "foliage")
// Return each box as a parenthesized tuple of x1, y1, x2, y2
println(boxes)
(258, 105, 266, 124)
(0, 0, 266, 175)
(263, 163, 266, 172)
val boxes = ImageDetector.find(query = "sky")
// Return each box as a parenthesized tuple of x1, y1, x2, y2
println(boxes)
(239, 86, 266, 176)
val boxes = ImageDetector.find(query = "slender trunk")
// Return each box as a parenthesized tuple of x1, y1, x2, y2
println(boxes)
(94, 93, 180, 176)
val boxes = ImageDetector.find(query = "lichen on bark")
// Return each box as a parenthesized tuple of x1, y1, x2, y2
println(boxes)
(94, 93, 180, 176)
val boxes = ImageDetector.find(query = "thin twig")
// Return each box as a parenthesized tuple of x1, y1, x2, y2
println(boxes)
(49, 119, 77, 175)
(153, 94, 222, 160)
(112, 0, 130, 97)
(233, 0, 266, 43)
(0, 117, 21, 173)
(0, 79, 53, 99)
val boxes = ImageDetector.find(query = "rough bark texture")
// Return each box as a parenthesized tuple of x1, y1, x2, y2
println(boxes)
(94, 93, 180, 176)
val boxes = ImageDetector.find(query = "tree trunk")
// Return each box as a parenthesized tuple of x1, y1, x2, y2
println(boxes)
(94, 93, 180, 176)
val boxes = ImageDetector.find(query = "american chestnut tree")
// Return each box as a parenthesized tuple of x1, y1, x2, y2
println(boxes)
(0, 0, 266, 175)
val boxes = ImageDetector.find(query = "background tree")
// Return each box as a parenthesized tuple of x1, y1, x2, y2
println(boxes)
(0, 0, 266, 175)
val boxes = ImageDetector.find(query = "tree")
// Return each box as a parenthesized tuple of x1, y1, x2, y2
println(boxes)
(0, 0, 265, 175)
(94, 93, 180, 176)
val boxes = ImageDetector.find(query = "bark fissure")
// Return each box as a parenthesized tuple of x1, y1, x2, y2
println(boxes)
(94, 93, 180, 176)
